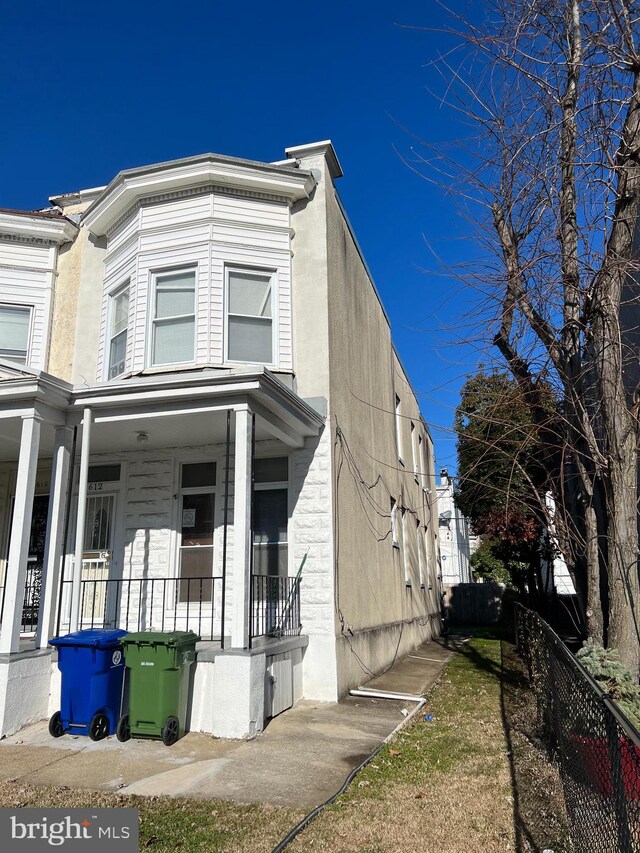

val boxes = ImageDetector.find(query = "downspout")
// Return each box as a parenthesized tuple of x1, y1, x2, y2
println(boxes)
(271, 689, 426, 853)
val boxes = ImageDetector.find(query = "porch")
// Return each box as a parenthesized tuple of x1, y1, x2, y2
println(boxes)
(0, 364, 326, 738)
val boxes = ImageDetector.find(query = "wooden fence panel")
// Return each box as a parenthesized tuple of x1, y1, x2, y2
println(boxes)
(444, 583, 503, 625)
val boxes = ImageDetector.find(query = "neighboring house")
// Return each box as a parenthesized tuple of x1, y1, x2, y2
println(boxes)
(436, 469, 476, 585)
(0, 141, 441, 739)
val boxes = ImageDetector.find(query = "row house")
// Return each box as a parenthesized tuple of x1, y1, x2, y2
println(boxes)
(0, 141, 441, 738)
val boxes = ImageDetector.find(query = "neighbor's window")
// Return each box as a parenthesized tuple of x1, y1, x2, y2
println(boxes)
(108, 285, 129, 379)
(226, 268, 274, 364)
(253, 457, 288, 576)
(151, 269, 196, 366)
(0, 305, 30, 365)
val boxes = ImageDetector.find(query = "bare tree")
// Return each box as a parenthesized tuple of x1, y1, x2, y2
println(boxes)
(420, 0, 640, 670)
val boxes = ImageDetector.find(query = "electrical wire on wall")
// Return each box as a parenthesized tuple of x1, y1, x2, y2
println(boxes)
(332, 416, 438, 680)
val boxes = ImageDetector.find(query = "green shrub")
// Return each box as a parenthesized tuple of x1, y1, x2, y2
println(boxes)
(576, 641, 640, 730)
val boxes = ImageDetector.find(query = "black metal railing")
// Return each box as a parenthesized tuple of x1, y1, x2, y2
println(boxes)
(251, 574, 302, 640)
(516, 603, 640, 852)
(0, 563, 43, 634)
(57, 576, 224, 641)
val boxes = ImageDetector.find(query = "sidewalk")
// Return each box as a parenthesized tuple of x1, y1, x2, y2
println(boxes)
(0, 636, 456, 810)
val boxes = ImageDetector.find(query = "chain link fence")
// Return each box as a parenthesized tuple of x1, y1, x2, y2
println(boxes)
(515, 603, 640, 852)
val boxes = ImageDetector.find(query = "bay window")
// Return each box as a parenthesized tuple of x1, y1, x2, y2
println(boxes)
(151, 269, 196, 366)
(226, 268, 274, 364)
(0, 304, 30, 365)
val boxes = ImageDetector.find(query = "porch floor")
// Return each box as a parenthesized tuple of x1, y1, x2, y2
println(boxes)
(0, 637, 460, 810)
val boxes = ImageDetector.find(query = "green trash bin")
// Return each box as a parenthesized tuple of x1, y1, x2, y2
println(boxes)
(117, 631, 199, 746)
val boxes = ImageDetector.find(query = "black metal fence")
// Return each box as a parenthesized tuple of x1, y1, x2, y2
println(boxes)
(0, 563, 43, 634)
(516, 603, 640, 852)
(251, 574, 301, 641)
(57, 576, 223, 641)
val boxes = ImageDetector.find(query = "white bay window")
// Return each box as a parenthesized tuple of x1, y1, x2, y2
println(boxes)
(151, 269, 196, 366)
(226, 268, 274, 364)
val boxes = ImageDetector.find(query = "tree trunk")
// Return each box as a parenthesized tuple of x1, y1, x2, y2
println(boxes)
(584, 502, 604, 644)
(605, 440, 640, 672)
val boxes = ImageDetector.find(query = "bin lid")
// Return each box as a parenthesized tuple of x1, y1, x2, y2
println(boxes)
(49, 628, 128, 649)
(121, 630, 200, 647)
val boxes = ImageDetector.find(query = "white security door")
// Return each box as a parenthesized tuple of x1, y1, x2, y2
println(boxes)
(81, 493, 117, 623)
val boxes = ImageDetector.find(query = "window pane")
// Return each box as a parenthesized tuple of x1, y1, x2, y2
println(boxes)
(155, 272, 195, 318)
(181, 462, 217, 488)
(253, 488, 288, 544)
(179, 548, 214, 602)
(228, 316, 272, 363)
(88, 465, 121, 483)
(112, 288, 129, 335)
(153, 316, 195, 364)
(253, 543, 288, 576)
(228, 271, 272, 318)
(181, 493, 215, 546)
(255, 457, 288, 483)
(0, 306, 30, 352)
(109, 329, 127, 378)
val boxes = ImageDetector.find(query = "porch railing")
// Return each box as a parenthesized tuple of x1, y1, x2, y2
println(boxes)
(0, 563, 43, 635)
(57, 576, 224, 641)
(251, 574, 302, 641)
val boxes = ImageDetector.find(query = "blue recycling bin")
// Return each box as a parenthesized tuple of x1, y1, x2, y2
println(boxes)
(48, 628, 127, 741)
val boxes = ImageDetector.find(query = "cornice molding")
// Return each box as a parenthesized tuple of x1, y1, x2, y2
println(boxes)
(0, 212, 78, 245)
(106, 182, 294, 237)
(84, 155, 316, 237)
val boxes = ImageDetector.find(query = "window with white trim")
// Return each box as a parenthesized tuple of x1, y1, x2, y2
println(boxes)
(151, 269, 196, 366)
(226, 267, 274, 364)
(417, 520, 425, 587)
(411, 422, 418, 479)
(390, 497, 399, 548)
(395, 395, 404, 464)
(253, 457, 288, 575)
(401, 508, 410, 584)
(107, 284, 129, 379)
(0, 305, 30, 365)
(178, 461, 216, 603)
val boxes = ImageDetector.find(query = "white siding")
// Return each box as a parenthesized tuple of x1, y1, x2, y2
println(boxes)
(0, 239, 57, 370)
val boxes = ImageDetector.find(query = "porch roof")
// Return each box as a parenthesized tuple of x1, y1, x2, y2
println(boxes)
(0, 364, 324, 456)
(69, 367, 324, 449)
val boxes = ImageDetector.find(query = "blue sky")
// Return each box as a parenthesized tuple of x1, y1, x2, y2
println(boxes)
(1, 1, 485, 470)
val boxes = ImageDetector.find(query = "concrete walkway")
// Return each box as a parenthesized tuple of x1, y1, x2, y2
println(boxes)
(0, 636, 460, 810)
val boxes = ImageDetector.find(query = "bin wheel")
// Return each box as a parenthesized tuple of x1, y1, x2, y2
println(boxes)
(48, 711, 64, 738)
(116, 715, 131, 743)
(89, 712, 109, 742)
(161, 716, 179, 746)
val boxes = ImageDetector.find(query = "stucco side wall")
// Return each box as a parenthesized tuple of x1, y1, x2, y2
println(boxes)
(289, 154, 338, 697)
(323, 173, 439, 696)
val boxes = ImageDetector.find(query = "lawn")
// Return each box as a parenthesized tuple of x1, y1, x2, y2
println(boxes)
(0, 633, 570, 852)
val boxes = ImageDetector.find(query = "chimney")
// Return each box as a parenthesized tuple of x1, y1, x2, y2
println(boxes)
(440, 468, 449, 487)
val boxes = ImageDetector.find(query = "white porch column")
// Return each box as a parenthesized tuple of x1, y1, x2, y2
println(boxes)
(70, 408, 92, 633)
(36, 426, 73, 648)
(231, 407, 253, 649)
(0, 415, 41, 654)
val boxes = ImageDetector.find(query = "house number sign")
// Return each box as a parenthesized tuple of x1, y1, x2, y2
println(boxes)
(88, 482, 105, 492)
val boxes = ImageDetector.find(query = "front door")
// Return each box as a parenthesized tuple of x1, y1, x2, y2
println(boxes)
(81, 493, 117, 624)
